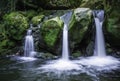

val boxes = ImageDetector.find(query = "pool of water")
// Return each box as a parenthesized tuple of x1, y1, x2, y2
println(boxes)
(0, 56, 120, 81)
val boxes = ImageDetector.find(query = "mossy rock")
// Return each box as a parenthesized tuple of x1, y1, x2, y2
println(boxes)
(0, 12, 28, 55)
(31, 15, 44, 26)
(105, 10, 120, 48)
(69, 8, 92, 48)
(3, 12, 28, 40)
(41, 17, 63, 47)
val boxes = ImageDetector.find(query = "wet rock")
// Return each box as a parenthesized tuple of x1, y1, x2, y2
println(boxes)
(41, 17, 63, 47)
(69, 8, 93, 54)
(104, 10, 120, 49)
(3, 12, 28, 40)
(31, 15, 44, 26)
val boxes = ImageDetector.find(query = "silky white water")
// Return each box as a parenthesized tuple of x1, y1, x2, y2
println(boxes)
(73, 10, 119, 72)
(39, 12, 83, 71)
(24, 29, 35, 57)
(94, 10, 106, 56)
(60, 11, 72, 60)
(62, 24, 69, 60)
(38, 11, 119, 74)
(74, 10, 120, 71)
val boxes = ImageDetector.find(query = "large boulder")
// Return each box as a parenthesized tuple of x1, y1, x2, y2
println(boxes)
(104, 10, 120, 49)
(31, 15, 44, 26)
(69, 8, 93, 54)
(103, 0, 120, 53)
(3, 12, 28, 40)
(0, 12, 28, 55)
(40, 17, 63, 48)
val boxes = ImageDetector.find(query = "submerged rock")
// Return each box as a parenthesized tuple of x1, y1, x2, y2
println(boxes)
(103, 0, 120, 56)
(35, 52, 57, 60)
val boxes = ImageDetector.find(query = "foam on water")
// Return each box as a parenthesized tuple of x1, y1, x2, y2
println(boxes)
(37, 11, 120, 75)
(74, 56, 120, 71)
(39, 59, 82, 71)
(16, 56, 37, 61)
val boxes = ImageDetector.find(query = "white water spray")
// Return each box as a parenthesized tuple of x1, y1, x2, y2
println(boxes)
(74, 10, 119, 72)
(60, 11, 72, 60)
(39, 12, 83, 71)
(93, 10, 106, 56)
(24, 24, 35, 57)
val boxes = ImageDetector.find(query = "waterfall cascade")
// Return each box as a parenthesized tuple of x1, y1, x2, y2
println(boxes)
(60, 11, 72, 60)
(37, 11, 119, 72)
(93, 10, 106, 56)
(24, 25, 35, 57)
(39, 12, 82, 71)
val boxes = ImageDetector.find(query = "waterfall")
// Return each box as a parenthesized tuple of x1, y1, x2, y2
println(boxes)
(60, 11, 72, 60)
(24, 25, 35, 57)
(39, 12, 81, 71)
(93, 10, 106, 56)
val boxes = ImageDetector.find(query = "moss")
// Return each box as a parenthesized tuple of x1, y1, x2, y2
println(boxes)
(102, 0, 120, 53)
(107, 19, 120, 39)
(68, 8, 92, 54)
(31, 15, 44, 26)
(3, 12, 28, 40)
(0, 12, 28, 55)
(104, 8, 120, 49)
(41, 17, 63, 47)
(69, 8, 92, 44)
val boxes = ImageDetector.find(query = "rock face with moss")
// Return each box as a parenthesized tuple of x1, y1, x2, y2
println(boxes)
(31, 15, 44, 26)
(104, 1, 120, 50)
(39, 17, 63, 54)
(0, 12, 28, 55)
(3, 12, 28, 40)
(69, 8, 93, 54)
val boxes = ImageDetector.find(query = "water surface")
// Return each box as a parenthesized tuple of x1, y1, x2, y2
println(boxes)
(0, 56, 120, 81)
